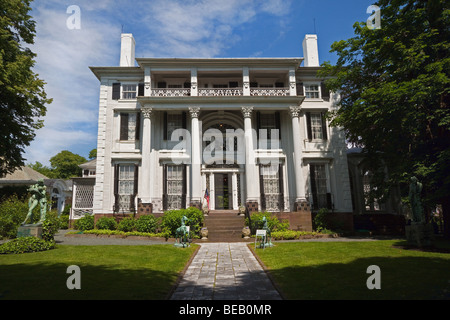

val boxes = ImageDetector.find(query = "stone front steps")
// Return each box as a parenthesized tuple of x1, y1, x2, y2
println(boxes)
(203, 210, 251, 242)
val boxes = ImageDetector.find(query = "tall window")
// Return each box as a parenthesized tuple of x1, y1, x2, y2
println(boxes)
(122, 84, 137, 99)
(114, 164, 138, 212)
(257, 111, 281, 149)
(120, 112, 140, 141)
(164, 112, 186, 140)
(260, 164, 283, 212)
(309, 164, 331, 210)
(164, 165, 186, 210)
(306, 112, 328, 141)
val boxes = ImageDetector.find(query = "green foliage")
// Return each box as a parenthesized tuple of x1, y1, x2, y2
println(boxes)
(135, 215, 158, 233)
(160, 207, 204, 238)
(49, 150, 87, 179)
(117, 217, 136, 232)
(314, 208, 330, 232)
(246, 212, 289, 233)
(0, 194, 38, 239)
(41, 211, 60, 241)
(270, 230, 320, 240)
(0, 0, 52, 176)
(73, 214, 94, 231)
(0, 237, 55, 254)
(58, 214, 69, 229)
(95, 217, 118, 231)
(317, 0, 450, 236)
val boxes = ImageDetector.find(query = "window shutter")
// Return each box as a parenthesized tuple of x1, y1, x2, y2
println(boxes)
(182, 164, 187, 208)
(321, 112, 328, 140)
(120, 113, 129, 140)
(326, 192, 333, 210)
(275, 111, 281, 141)
(163, 164, 167, 210)
(296, 82, 304, 96)
(135, 112, 141, 140)
(250, 82, 258, 88)
(113, 164, 119, 212)
(321, 82, 330, 101)
(256, 111, 261, 140)
(279, 163, 284, 211)
(133, 164, 139, 195)
(112, 83, 121, 100)
(275, 82, 284, 88)
(184, 82, 191, 88)
(138, 83, 145, 97)
(157, 81, 166, 88)
(259, 165, 266, 212)
(163, 112, 168, 140)
(229, 81, 238, 88)
(182, 111, 187, 129)
(306, 112, 312, 140)
(310, 164, 318, 210)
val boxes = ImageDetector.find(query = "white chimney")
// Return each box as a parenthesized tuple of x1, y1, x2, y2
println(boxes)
(120, 33, 135, 67)
(302, 34, 319, 67)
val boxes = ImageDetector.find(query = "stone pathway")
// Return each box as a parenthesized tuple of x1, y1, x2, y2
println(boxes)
(170, 243, 282, 300)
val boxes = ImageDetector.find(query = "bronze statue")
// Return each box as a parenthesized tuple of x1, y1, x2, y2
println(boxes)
(22, 179, 48, 225)
(409, 176, 424, 223)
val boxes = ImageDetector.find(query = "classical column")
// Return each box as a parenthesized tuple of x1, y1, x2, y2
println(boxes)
(242, 106, 258, 212)
(140, 106, 153, 205)
(290, 106, 307, 205)
(189, 107, 202, 207)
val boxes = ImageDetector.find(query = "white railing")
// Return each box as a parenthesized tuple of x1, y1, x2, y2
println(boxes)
(198, 88, 243, 97)
(250, 88, 290, 96)
(151, 89, 191, 97)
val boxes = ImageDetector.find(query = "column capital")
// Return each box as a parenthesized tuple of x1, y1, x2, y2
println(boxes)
(241, 106, 254, 118)
(141, 106, 153, 119)
(289, 106, 301, 118)
(189, 107, 201, 118)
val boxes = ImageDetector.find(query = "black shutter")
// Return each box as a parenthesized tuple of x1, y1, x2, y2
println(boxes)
(157, 81, 166, 88)
(259, 165, 266, 212)
(181, 111, 187, 129)
(275, 111, 281, 141)
(321, 112, 328, 140)
(321, 82, 330, 101)
(163, 112, 168, 140)
(279, 163, 284, 211)
(326, 192, 333, 210)
(113, 164, 119, 212)
(256, 111, 261, 140)
(184, 82, 191, 88)
(138, 83, 145, 97)
(306, 112, 312, 140)
(275, 82, 284, 88)
(229, 81, 238, 88)
(131, 164, 139, 212)
(135, 112, 141, 140)
(296, 82, 304, 96)
(163, 164, 167, 210)
(120, 113, 129, 140)
(310, 164, 318, 210)
(250, 82, 258, 88)
(182, 165, 187, 208)
(112, 83, 121, 100)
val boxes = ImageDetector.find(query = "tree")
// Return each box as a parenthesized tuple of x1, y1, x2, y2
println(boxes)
(88, 148, 97, 160)
(27, 161, 55, 178)
(319, 0, 450, 238)
(0, 0, 52, 177)
(49, 150, 86, 179)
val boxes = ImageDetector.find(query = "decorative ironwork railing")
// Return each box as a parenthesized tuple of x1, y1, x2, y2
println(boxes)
(151, 89, 191, 97)
(198, 88, 243, 96)
(250, 88, 290, 96)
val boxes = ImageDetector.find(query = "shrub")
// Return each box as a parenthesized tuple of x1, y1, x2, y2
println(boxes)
(73, 214, 95, 231)
(58, 214, 69, 230)
(135, 215, 158, 233)
(42, 211, 61, 241)
(0, 237, 55, 254)
(246, 212, 288, 233)
(118, 217, 136, 232)
(160, 207, 204, 238)
(314, 208, 330, 232)
(96, 217, 118, 230)
(0, 195, 33, 239)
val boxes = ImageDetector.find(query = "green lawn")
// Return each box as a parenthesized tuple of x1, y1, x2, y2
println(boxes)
(252, 240, 450, 300)
(0, 244, 197, 300)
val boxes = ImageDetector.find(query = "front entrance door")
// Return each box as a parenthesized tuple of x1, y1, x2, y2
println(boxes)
(214, 173, 232, 210)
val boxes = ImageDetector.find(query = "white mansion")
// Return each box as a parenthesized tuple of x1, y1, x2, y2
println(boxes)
(82, 33, 353, 229)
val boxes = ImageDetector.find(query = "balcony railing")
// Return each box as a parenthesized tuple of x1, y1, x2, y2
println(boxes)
(198, 88, 243, 97)
(151, 88, 191, 97)
(250, 88, 290, 96)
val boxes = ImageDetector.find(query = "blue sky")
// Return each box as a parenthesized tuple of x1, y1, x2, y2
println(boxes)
(25, 0, 375, 166)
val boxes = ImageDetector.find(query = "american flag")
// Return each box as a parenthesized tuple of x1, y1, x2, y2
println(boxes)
(203, 188, 210, 209)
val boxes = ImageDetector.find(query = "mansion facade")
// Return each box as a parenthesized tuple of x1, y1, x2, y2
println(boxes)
(84, 34, 353, 227)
